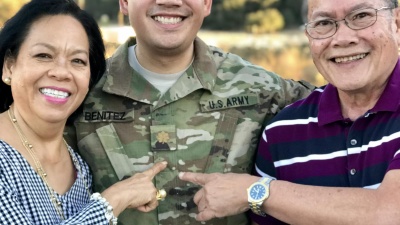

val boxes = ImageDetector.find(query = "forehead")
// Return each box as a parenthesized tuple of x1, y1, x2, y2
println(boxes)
(307, 0, 385, 19)
(28, 15, 84, 33)
(22, 15, 89, 49)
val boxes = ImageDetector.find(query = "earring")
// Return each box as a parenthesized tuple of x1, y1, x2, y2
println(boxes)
(3, 77, 11, 85)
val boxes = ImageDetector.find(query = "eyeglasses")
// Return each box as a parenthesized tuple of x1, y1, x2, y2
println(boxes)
(305, 7, 393, 39)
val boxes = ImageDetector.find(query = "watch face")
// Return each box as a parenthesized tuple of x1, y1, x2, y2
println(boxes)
(249, 184, 267, 201)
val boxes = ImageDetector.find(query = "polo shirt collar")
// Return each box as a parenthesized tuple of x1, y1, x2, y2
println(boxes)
(318, 58, 400, 126)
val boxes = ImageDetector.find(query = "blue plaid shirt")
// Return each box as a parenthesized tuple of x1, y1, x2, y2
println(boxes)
(0, 140, 111, 224)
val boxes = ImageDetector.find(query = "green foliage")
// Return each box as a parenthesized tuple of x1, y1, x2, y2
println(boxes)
(203, 0, 290, 33)
(244, 0, 285, 33)
(246, 8, 284, 33)
(261, 0, 279, 7)
(222, 0, 246, 9)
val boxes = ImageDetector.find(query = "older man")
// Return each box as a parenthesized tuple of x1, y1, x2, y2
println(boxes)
(180, 0, 400, 224)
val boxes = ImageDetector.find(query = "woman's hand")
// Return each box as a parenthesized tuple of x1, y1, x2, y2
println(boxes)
(101, 161, 168, 216)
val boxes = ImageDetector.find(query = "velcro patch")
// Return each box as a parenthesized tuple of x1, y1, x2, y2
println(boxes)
(150, 125, 177, 151)
(83, 110, 133, 122)
(200, 94, 259, 112)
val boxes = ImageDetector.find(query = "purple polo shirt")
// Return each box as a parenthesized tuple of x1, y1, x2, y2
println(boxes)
(251, 59, 400, 224)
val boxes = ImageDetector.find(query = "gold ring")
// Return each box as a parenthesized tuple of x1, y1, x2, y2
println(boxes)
(156, 189, 167, 201)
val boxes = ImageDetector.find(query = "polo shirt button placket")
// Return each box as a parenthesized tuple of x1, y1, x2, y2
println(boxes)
(349, 139, 358, 176)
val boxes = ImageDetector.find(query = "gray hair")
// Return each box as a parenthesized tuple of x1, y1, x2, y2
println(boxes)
(302, 0, 398, 23)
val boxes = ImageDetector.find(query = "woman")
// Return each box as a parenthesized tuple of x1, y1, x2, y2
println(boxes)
(0, 0, 166, 224)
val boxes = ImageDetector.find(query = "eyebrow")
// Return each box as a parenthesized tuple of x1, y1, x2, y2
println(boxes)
(32, 42, 89, 56)
(311, 2, 374, 19)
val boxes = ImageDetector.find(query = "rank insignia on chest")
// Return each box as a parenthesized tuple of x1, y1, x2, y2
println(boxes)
(150, 125, 177, 151)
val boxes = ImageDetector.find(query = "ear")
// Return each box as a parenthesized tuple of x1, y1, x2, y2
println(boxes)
(2, 57, 14, 81)
(203, 0, 212, 17)
(119, 0, 129, 16)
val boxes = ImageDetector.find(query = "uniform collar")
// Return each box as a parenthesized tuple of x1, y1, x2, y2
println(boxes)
(318, 58, 400, 126)
(103, 37, 217, 106)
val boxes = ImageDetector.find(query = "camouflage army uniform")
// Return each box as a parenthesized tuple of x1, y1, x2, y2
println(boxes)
(69, 37, 313, 225)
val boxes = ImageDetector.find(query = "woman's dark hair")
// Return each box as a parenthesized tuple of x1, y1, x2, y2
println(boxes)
(0, 0, 106, 124)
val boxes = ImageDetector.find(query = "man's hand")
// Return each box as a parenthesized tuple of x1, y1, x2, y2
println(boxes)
(179, 172, 259, 221)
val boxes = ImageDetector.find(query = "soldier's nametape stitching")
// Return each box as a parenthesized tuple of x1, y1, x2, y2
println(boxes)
(204, 94, 259, 111)
(84, 111, 126, 121)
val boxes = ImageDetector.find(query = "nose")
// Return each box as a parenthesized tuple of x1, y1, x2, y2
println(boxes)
(48, 58, 71, 80)
(331, 20, 359, 47)
(156, 0, 183, 6)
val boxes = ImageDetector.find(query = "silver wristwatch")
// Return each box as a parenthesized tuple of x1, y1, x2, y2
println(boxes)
(247, 177, 276, 216)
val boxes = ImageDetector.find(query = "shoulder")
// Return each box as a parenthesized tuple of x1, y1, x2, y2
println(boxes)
(0, 141, 22, 191)
(68, 145, 91, 172)
(204, 44, 284, 90)
(0, 140, 14, 162)
(208, 45, 278, 76)
(205, 44, 314, 96)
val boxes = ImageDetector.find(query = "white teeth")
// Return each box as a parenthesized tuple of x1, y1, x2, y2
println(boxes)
(154, 16, 182, 24)
(40, 88, 69, 99)
(334, 53, 367, 63)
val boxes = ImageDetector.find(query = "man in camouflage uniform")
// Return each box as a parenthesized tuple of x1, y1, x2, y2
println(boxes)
(66, 0, 314, 224)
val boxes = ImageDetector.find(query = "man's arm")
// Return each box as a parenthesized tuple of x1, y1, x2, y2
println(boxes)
(280, 78, 316, 106)
(179, 169, 400, 225)
(264, 169, 400, 225)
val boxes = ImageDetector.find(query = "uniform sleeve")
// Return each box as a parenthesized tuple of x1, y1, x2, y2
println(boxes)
(279, 77, 315, 111)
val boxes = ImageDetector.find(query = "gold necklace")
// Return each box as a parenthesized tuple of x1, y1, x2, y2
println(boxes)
(7, 107, 90, 221)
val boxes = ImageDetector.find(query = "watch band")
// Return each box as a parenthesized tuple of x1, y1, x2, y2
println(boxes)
(248, 177, 276, 217)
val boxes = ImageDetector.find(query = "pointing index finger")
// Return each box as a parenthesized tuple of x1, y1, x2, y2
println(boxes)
(179, 172, 213, 186)
(142, 161, 168, 179)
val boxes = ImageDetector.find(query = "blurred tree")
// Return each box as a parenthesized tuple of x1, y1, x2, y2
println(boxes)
(204, 0, 285, 33)
(77, 0, 85, 9)
(203, 0, 247, 30)
(274, 0, 305, 28)
(84, 0, 121, 25)
(244, 0, 284, 33)
(0, 0, 28, 26)
(246, 8, 284, 33)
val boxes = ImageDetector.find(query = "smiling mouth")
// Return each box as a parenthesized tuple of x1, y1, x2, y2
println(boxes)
(39, 88, 70, 99)
(332, 53, 368, 63)
(153, 16, 184, 25)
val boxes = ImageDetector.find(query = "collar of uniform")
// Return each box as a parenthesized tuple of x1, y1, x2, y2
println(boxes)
(192, 37, 218, 92)
(102, 37, 217, 105)
(318, 58, 400, 126)
(102, 37, 160, 103)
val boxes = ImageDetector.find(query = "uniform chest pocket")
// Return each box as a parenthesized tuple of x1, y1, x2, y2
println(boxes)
(76, 123, 135, 181)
